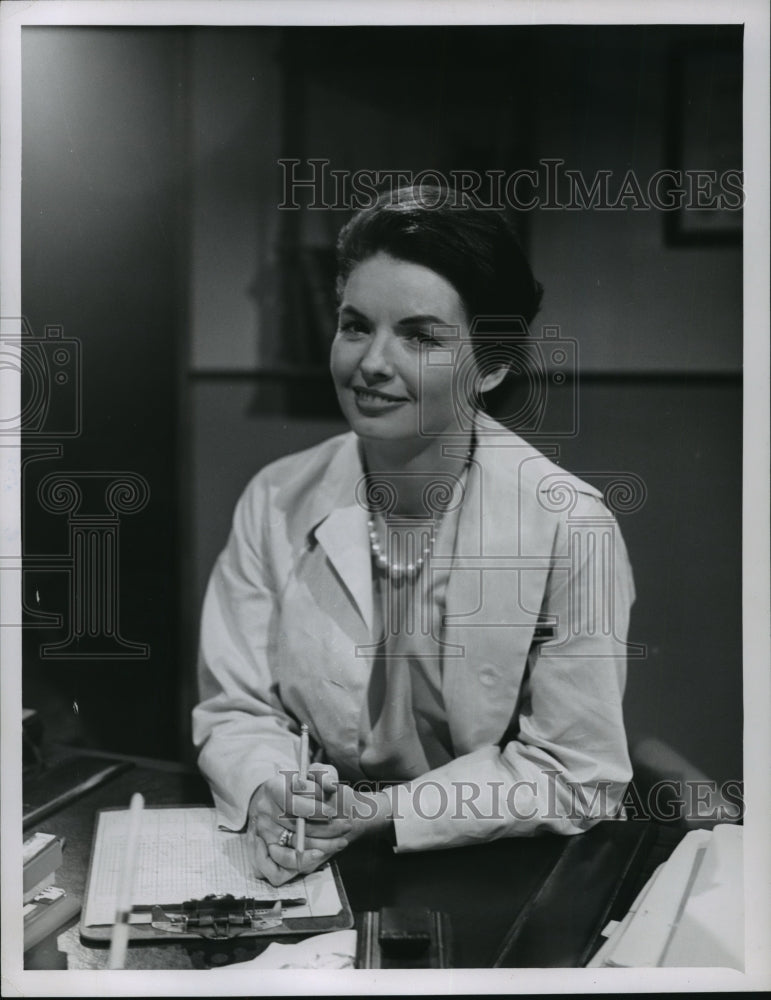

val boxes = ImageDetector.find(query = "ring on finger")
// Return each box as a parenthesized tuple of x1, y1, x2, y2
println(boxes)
(278, 828, 294, 849)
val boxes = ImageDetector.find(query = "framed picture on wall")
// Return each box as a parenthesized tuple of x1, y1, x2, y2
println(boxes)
(664, 40, 743, 246)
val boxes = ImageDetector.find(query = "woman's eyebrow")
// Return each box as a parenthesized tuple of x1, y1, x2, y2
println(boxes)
(337, 306, 454, 329)
(338, 304, 368, 321)
(396, 314, 451, 328)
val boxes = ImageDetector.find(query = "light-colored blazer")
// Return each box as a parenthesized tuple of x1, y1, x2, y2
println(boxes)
(193, 417, 635, 851)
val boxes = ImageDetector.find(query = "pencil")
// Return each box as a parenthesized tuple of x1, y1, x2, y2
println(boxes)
(108, 792, 144, 969)
(295, 723, 310, 856)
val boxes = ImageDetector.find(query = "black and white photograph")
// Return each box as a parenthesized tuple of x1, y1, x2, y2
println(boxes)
(1, 0, 769, 995)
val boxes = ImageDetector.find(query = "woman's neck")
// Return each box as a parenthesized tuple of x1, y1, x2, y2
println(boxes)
(359, 431, 474, 517)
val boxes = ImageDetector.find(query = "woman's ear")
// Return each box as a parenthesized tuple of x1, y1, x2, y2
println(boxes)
(476, 365, 509, 394)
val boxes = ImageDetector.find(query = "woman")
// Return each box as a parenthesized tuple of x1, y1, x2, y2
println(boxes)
(193, 185, 635, 887)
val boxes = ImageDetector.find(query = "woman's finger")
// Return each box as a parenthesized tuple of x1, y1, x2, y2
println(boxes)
(300, 814, 352, 838)
(286, 790, 344, 823)
(259, 817, 349, 853)
(267, 833, 348, 872)
(307, 763, 340, 798)
(249, 777, 292, 832)
(257, 804, 351, 845)
(279, 830, 349, 854)
(253, 775, 347, 835)
(254, 835, 296, 887)
(285, 788, 327, 819)
(253, 815, 299, 853)
(267, 842, 327, 873)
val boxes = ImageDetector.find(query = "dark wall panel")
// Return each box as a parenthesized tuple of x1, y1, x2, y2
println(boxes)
(21, 28, 187, 758)
(530, 378, 743, 786)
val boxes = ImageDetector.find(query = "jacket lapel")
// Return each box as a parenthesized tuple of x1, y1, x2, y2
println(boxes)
(305, 425, 556, 755)
(311, 436, 374, 634)
(442, 428, 553, 753)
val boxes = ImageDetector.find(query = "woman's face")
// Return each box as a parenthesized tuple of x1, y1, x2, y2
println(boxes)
(331, 252, 486, 448)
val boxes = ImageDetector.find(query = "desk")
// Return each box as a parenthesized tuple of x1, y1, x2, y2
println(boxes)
(23, 749, 682, 970)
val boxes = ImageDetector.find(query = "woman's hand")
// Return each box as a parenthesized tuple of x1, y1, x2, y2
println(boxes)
(336, 784, 395, 843)
(247, 764, 352, 885)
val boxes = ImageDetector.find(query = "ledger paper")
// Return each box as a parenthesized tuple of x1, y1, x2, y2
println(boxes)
(84, 806, 342, 926)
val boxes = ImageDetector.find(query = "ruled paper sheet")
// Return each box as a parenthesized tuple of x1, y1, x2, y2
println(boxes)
(84, 807, 342, 926)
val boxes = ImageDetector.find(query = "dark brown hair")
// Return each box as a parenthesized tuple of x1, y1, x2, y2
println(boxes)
(336, 183, 543, 328)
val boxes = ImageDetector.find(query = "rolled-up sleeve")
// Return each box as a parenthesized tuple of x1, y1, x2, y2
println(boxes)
(387, 493, 635, 851)
(192, 478, 300, 831)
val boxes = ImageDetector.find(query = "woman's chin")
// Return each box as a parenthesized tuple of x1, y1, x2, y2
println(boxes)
(345, 410, 416, 441)
(354, 425, 418, 444)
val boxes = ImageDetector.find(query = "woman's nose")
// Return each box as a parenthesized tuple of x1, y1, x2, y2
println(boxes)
(359, 330, 394, 379)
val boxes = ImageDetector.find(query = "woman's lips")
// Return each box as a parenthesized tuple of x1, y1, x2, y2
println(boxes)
(352, 387, 409, 413)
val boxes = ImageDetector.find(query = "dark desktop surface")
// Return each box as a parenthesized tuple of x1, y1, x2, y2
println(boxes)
(22, 748, 682, 970)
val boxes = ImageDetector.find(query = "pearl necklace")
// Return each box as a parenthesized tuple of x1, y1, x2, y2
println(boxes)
(367, 515, 440, 580)
(365, 438, 476, 581)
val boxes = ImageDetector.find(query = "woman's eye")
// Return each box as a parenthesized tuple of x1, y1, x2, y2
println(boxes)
(338, 321, 368, 336)
(405, 329, 439, 345)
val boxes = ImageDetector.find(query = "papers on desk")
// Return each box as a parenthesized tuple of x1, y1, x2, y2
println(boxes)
(83, 806, 344, 928)
(222, 929, 357, 969)
(589, 824, 743, 970)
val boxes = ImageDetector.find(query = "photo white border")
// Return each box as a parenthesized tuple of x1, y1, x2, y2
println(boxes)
(1, 1, 768, 995)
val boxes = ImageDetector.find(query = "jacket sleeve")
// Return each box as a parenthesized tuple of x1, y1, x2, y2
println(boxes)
(386, 492, 635, 851)
(192, 476, 301, 832)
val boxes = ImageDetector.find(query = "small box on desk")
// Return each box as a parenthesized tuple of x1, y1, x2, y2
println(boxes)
(24, 886, 81, 954)
(23, 832, 63, 900)
(356, 908, 452, 968)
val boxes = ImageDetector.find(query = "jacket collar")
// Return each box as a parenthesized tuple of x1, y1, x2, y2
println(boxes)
(311, 435, 374, 631)
(308, 416, 536, 635)
(306, 418, 572, 754)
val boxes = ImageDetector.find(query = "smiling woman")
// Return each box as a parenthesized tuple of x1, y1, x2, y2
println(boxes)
(192, 184, 635, 887)
(332, 254, 496, 449)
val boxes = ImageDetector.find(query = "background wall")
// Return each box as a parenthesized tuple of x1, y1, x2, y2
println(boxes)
(187, 26, 743, 786)
(21, 25, 742, 788)
(21, 27, 189, 758)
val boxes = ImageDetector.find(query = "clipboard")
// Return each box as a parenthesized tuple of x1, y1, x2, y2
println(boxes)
(80, 805, 353, 942)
